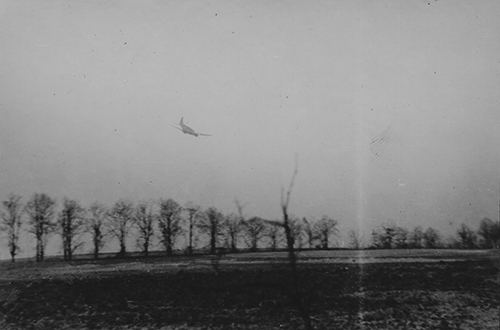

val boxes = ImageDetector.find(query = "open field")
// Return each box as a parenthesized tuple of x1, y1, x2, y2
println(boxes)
(0, 249, 499, 329)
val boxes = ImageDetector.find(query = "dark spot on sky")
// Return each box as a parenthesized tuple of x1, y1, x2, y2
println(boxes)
(52, 93, 56, 96)
(215, 13, 218, 16)
(123, 42, 127, 45)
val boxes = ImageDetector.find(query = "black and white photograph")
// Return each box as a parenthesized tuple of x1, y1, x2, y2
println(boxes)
(0, 1, 499, 329)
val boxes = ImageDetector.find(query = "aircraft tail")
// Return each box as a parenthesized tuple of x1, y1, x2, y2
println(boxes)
(180, 117, 184, 125)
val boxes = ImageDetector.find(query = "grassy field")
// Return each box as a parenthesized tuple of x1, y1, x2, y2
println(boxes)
(0, 249, 498, 329)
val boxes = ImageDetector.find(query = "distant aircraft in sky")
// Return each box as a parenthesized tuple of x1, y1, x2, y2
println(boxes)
(171, 117, 211, 137)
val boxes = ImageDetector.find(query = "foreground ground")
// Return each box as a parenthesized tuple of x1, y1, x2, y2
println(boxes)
(0, 250, 498, 329)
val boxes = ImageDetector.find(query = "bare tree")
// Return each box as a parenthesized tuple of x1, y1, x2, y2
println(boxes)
(198, 207, 225, 254)
(158, 198, 182, 256)
(393, 226, 409, 249)
(87, 202, 107, 259)
(348, 229, 362, 250)
(423, 227, 441, 248)
(456, 223, 477, 249)
(265, 220, 282, 250)
(134, 202, 155, 256)
(234, 199, 246, 221)
(243, 216, 266, 251)
(371, 223, 409, 249)
(279, 157, 312, 330)
(408, 226, 424, 248)
(225, 213, 241, 252)
(184, 202, 200, 255)
(0, 194, 23, 262)
(478, 218, 500, 248)
(25, 193, 56, 262)
(288, 216, 305, 249)
(108, 200, 134, 257)
(281, 159, 298, 259)
(302, 217, 316, 248)
(59, 198, 85, 261)
(371, 222, 397, 249)
(313, 216, 338, 249)
(227, 199, 246, 252)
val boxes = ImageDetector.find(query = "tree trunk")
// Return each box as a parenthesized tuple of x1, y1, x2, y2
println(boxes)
(68, 234, 73, 261)
(188, 220, 193, 255)
(119, 234, 126, 256)
(231, 235, 237, 252)
(93, 234, 100, 259)
(144, 238, 149, 257)
(210, 226, 216, 255)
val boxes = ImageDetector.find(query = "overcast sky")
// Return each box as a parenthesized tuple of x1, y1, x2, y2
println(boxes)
(1, 0, 500, 256)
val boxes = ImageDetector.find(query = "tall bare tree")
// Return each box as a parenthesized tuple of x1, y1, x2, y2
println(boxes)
(158, 198, 182, 256)
(134, 202, 155, 256)
(59, 198, 85, 261)
(302, 217, 316, 248)
(108, 200, 134, 257)
(198, 207, 225, 254)
(228, 199, 246, 252)
(243, 216, 266, 251)
(225, 213, 241, 252)
(184, 202, 200, 255)
(281, 161, 298, 258)
(288, 216, 305, 249)
(279, 157, 312, 330)
(87, 202, 107, 259)
(25, 193, 56, 262)
(1, 194, 23, 262)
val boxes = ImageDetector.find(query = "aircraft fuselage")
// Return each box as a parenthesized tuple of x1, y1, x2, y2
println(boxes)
(180, 123, 199, 137)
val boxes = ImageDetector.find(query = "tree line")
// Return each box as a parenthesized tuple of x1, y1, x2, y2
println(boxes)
(370, 220, 500, 249)
(0, 193, 339, 262)
(1, 193, 499, 263)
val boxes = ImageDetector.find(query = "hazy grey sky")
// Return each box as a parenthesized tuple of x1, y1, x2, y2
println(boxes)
(1, 0, 500, 255)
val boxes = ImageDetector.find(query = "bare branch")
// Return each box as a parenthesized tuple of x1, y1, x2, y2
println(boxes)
(281, 154, 299, 209)
(234, 198, 247, 220)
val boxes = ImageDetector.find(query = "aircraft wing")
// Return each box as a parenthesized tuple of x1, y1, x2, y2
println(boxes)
(198, 133, 212, 136)
(170, 124, 183, 132)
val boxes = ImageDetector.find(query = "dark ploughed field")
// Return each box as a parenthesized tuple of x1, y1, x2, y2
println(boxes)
(0, 249, 498, 329)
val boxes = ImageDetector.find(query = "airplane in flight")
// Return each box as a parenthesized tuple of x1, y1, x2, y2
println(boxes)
(171, 117, 211, 137)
